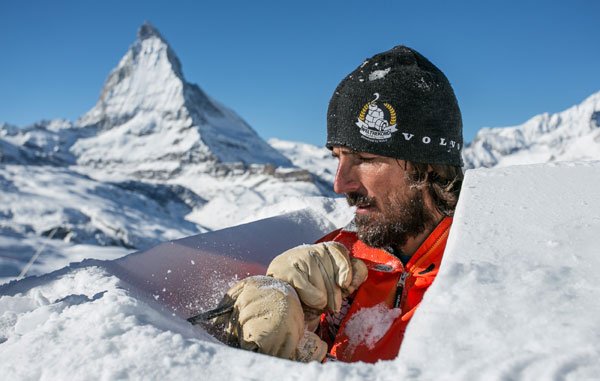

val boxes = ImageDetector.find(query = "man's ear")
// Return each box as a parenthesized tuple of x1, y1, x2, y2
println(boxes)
(425, 164, 441, 182)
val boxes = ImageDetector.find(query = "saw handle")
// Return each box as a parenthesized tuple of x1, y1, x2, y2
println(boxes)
(187, 303, 233, 325)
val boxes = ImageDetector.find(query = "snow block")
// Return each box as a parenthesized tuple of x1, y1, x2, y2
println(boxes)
(397, 161, 600, 379)
(107, 208, 336, 318)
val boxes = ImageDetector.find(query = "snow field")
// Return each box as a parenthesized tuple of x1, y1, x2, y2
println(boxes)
(2, 161, 600, 379)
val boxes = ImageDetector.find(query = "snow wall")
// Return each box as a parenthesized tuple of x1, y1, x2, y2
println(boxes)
(0, 209, 336, 317)
(397, 160, 600, 380)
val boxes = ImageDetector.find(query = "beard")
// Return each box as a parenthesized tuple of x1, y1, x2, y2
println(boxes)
(346, 190, 435, 251)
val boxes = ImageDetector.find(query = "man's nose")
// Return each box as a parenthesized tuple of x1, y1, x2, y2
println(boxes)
(333, 159, 360, 194)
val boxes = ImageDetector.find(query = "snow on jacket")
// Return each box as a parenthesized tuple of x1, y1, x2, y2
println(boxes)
(315, 216, 453, 363)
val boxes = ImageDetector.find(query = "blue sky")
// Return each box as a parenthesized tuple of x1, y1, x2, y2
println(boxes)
(1, 0, 599, 147)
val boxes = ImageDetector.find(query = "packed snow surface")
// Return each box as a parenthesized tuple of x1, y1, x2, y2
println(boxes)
(396, 161, 600, 379)
(2, 161, 599, 380)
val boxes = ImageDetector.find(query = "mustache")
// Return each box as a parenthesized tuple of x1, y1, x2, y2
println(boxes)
(345, 192, 377, 208)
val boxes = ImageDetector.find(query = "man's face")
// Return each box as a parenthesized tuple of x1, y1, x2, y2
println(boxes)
(332, 146, 435, 250)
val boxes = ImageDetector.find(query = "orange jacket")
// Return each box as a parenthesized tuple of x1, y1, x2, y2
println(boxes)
(316, 216, 453, 363)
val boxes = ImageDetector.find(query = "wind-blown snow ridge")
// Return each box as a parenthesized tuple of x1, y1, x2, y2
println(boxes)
(463, 90, 600, 168)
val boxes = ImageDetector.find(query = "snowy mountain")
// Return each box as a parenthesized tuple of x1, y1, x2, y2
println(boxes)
(0, 23, 346, 284)
(0, 119, 84, 166)
(463, 91, 600, 168)
(268, 137, 338, 188)
(73, 22, 291, 180)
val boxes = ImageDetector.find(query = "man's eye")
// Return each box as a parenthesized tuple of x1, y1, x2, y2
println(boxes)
(358, 156, 375, 162)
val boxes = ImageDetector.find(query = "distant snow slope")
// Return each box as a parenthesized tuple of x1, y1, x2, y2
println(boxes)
(268, 138, 337, 185)
(463, 91, 600, 168)
(1, 162, 599, 380)
(0, 165, 200, 283)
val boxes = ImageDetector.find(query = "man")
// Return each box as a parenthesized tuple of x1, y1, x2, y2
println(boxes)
(196, 46, 463, 363)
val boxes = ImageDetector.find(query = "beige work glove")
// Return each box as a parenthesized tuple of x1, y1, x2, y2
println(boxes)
(266, 242, 368, 330)
(206, 275, 326, 362)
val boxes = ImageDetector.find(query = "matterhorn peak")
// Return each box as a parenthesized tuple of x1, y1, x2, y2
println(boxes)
(133, 21, 183, 77)
(72, 23, 291, 180)
(138, 21, 165, 42)
(76, 22, 187, 130)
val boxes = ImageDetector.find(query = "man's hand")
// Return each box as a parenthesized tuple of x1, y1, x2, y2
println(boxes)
(266, 242, 368, 326)
(194, 242, 367, 362)
(207, 275, 326, 361)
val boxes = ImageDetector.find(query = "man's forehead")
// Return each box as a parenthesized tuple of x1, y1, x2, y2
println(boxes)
(332, 146, 361, 154)
(332, 146, 384, 157)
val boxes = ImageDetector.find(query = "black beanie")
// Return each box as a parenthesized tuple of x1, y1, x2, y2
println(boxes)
(327, 46, 463, 166)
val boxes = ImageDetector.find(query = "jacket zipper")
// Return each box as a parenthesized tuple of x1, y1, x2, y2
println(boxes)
(392, 219, 452, 309)
(393, 271, 409, 308)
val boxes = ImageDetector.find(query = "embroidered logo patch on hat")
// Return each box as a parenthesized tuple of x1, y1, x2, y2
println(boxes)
(355, 93, 397, 142)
